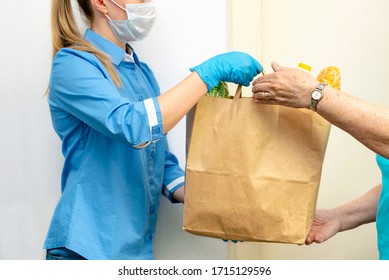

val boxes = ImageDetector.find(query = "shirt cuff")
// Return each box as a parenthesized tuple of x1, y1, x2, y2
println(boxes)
(162, 176, 185, 203)
(133, 97, 164, 148)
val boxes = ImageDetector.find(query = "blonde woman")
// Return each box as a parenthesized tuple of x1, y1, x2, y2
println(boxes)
(44, 0, 262, 260)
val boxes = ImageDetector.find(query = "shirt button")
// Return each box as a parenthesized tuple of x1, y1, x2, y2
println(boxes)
(150, 207, 155, 214)
(148, 234, 153, 241)
(138, 96, 144, 101)
(151, 151, 155, 158)
(130, 71, 135, 76)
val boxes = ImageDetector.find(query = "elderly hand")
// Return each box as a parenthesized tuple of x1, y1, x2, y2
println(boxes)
(252, 62, 319, 109)
(305, 208, 342, 245)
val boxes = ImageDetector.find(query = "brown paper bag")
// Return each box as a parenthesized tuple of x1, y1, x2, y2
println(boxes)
(183, 86, 331, 244)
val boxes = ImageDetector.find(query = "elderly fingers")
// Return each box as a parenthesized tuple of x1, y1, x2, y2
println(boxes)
(252, 91, 275, 101)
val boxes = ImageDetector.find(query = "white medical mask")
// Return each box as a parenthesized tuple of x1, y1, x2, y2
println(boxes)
(106, 0, 157, 44)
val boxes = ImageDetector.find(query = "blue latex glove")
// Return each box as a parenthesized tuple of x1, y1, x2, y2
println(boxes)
(190, 51, 263, 92)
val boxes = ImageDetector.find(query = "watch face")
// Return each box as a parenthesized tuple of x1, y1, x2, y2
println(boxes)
(312, 90, 323, 100)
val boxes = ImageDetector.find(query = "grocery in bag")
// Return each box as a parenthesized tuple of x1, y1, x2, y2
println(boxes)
(183, 66, 340, 244)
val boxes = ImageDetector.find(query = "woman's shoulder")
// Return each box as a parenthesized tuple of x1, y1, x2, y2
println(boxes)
(52, 47, 107, 75)
(54, 47, 100, 64)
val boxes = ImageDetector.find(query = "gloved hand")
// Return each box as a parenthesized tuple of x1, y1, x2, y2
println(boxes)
(190, 51, 263, 92)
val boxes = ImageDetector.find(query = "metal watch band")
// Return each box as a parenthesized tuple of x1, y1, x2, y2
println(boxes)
(317, 83, 327, 91)
(310, 83, 327, 111)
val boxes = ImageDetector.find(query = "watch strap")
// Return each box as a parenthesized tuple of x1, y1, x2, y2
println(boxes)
(310, 83, 327, 111)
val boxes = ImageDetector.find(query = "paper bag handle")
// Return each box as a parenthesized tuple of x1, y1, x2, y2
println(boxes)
(233, 84, 243, 100)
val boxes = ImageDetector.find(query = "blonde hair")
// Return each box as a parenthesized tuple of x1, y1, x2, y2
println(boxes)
(50, 0, 122, 87)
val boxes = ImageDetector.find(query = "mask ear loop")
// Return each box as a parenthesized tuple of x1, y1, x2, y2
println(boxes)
(110, 0, 127, 11)
(106, 0, 127, 21)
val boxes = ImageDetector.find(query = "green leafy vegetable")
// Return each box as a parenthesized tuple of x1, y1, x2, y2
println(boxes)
(207, 81, 230, 98)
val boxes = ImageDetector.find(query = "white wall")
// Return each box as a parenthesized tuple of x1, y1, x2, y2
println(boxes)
(0, 0, 230, 260)
(0, 1, 59, 260)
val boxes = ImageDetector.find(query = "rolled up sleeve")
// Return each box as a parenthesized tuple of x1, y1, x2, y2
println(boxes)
(49, 49, 164, 147)
(162, 150, 185, 203)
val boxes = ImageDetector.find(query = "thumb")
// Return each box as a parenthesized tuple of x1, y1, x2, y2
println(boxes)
(271, 61, 290, 72)
(305, 237, 313, 245)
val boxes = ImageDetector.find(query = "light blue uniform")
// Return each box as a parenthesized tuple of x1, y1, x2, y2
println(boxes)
(376, 154, 389, 259)
(43, 29, 185, 260)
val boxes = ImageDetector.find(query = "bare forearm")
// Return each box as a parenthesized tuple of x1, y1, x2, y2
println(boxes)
(172, 186, 185, 203)
(252, 63, 389, 157)
(318, 87, 389, 158)
(332, 184, 381, 232)
(158, 73, 207, 134)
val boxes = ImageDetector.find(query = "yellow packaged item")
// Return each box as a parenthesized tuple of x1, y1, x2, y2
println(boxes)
(317, 66, 341, 89)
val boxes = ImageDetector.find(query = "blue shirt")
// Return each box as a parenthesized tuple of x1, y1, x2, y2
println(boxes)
(43, 29, 185, 260)
(376, 154, 389, 260)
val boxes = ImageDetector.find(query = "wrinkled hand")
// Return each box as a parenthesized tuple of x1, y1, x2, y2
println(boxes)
(252, 62, 319, 109)
(305, 209, 342, 245)
(190, 51, 263, 92)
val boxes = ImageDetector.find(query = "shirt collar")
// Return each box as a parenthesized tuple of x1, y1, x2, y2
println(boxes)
(84, 29, 139, 66)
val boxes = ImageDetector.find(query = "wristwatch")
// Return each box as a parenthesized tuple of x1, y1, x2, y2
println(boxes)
(310, 83, 327, 111)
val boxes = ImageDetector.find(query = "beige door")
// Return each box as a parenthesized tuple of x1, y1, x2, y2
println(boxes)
(228, 0, 389, 259)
